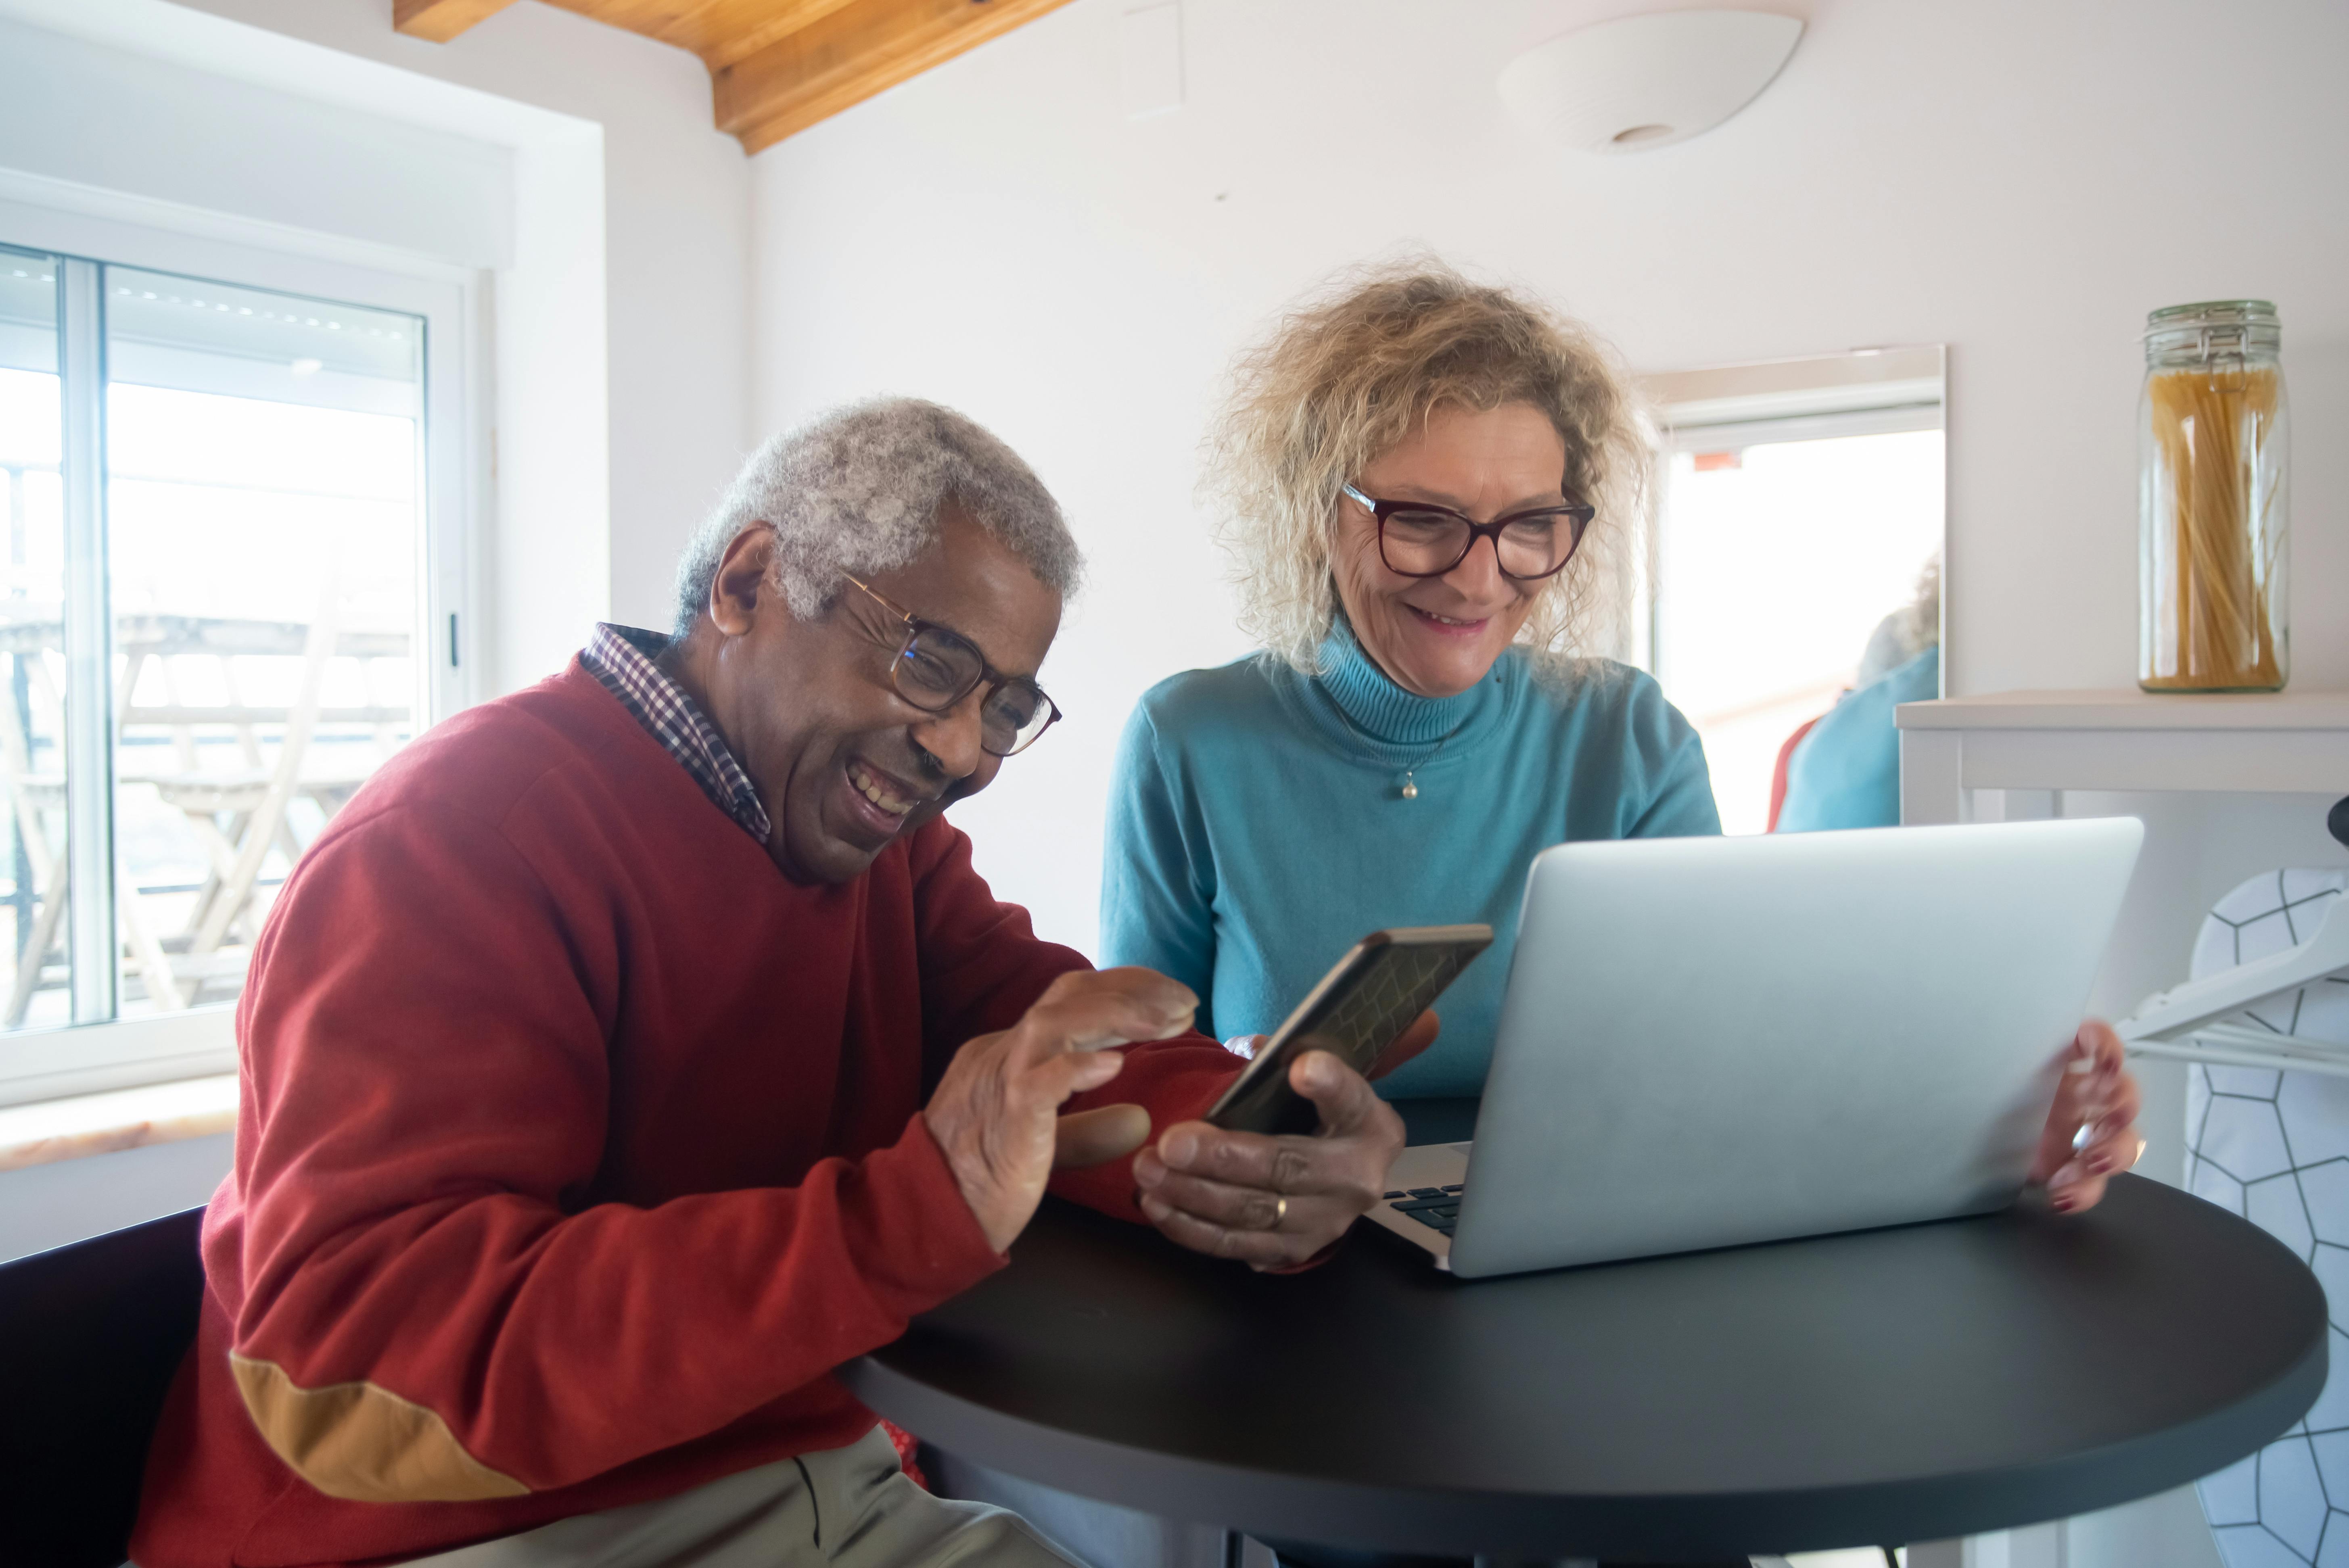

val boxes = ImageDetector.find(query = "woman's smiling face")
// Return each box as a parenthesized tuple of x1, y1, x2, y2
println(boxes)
(1330, 401, 1567, 699)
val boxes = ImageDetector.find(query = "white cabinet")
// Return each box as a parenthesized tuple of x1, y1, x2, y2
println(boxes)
(1895, 690, 2349, 1568)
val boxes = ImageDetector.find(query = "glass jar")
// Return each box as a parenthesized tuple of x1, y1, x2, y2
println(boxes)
(2139, 300, 2289, 691)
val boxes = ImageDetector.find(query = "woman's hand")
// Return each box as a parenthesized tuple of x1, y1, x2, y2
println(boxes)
(2031, 1019, 2144, 1213)
(1368, 1009, 1440, 1079)
(1135, 1050, 1405, 1270)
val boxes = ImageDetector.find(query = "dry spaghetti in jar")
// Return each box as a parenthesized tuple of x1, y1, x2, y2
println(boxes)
(2139, 300, 2289, 692)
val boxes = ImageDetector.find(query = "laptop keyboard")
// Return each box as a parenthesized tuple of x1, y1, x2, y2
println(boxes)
(1381, 1184, 1465, 1236)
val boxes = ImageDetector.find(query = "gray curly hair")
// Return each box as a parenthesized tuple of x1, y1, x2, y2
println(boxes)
(673, 397, 1082, 640)
(1206, 262, 1646, 674)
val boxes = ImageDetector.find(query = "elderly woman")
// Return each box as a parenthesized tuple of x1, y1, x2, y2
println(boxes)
(1103, 266, 1710, 1098)
(1101, 265, 2139, 1213)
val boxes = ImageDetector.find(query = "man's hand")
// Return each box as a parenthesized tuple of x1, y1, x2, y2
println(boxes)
(2030, 1019, 2144, 1213)
(1133, 1048, 1405, 1269)
(925, 969, 1195, 1253)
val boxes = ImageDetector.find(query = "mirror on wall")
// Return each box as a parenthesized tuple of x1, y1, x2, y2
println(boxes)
(1636, 346, 1946, 836)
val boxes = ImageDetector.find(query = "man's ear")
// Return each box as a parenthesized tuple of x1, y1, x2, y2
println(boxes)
(708, 525, 776, 638)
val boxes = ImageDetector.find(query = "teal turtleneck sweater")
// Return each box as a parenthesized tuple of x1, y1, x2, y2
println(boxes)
(1100, 620, 1722, 1098)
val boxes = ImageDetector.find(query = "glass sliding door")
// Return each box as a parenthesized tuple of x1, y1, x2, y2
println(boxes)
(0, 249, 68, 1027)
(104, 267, 424, 1017)
(0, 248, 427, 1033)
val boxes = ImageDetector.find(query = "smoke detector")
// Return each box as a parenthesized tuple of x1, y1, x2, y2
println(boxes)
(1498, 10, 1803, 154)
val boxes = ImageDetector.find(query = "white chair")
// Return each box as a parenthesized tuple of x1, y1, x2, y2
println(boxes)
(2123, 858, 2349, 1568)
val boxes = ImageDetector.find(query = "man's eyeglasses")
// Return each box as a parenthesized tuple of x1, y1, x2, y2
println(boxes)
(1341, 483, 1595, 582)
(842, 575, 1063, 757)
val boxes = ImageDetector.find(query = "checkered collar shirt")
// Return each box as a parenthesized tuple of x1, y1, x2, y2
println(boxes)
(579, 624, 772, 845)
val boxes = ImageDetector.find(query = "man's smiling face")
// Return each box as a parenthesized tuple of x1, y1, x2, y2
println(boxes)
(675, 503, 1062, 885)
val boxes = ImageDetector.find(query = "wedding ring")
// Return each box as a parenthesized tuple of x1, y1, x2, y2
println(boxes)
(1272, 1195, 1288, 1228)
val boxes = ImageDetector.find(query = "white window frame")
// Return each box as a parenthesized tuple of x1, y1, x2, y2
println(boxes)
(0, 185, 486, 1108)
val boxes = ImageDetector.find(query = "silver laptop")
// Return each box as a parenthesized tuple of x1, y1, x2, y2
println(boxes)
(1365, 818, 2144, 1278)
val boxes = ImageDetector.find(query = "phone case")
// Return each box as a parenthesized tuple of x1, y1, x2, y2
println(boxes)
(1204, 925, 1492, 1136)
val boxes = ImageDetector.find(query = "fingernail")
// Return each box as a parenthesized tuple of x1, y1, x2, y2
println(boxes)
(2088, 1152, 2119, 1175)
(1164, 1132, 1197, 1167)
(2051, 1192, 2079, 1213)
(1133, 1154, 1162, 1186)
(1139, 1194, 1169, 1221)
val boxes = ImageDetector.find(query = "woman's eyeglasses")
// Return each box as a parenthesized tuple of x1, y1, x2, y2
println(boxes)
(1341, 483, 1594, 582)
(842, 575, 1063, 757)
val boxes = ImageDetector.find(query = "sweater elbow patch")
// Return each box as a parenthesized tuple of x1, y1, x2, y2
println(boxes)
(228, 1354, 530, 1503)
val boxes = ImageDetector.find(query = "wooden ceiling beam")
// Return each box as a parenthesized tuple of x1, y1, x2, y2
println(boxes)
(533, 0, 866, 72)
(393, 0, 523, 43)
(702, 0, 871, 71)
(713, 0, 1078, 153)
(396, 0, 1078, 148)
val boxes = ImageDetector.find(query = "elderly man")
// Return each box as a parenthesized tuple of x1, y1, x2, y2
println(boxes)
(131, 401, 1406, 1568)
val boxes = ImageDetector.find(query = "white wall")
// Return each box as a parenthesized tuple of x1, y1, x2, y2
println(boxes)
(747, 10, 2346, 1561)
(163, 0, 757, 640)
(0, 0, 751, 1248)
(744, 0, 2349, 960)
(0, 18, 516, 269)
(0, 0, 754, 665)
(0, 1134, 229, 1265)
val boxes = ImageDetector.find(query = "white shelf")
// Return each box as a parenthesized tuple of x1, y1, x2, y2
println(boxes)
(1899, 688, 2349, 731)
(1897, 690, 2349, 815)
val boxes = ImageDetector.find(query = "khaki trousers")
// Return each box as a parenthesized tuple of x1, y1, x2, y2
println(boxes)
(402, 1428, 1089, 1568)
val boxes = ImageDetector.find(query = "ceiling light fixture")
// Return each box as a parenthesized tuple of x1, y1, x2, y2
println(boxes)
(1498, 9, 1803, 155)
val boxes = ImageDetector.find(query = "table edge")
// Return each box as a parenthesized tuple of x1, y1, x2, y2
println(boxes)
(846, 1180, 2330, 1556)
(847, 1328, 2323, 1556)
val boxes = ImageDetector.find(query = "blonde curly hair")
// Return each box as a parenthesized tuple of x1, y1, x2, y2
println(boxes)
(1205, 262, 1647, 676)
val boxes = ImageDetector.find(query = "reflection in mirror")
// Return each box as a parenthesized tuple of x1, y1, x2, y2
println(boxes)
(1638, 347, 1946, 836)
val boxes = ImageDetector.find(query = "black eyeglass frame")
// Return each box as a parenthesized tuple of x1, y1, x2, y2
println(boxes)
(1340, 482, 1596, 582)
(841, 574, 1064, 757)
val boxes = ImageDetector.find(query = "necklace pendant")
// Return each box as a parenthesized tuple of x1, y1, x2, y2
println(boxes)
(1400, 773, 1419, 801)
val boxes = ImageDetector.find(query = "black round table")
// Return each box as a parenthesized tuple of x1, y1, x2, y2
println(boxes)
(842, 1118, 2323, 1562)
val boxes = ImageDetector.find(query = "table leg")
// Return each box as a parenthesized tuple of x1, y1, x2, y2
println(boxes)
(1256, 1543, 1758, 1567)
(117, 861, 184, 1010)
(5, 871, 65, 1026)
(1899, 729, 1964, 827)
(1469, 1558, 1754, 1567)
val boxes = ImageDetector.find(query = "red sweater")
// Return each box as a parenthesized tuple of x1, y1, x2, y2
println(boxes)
(131, 662, 1241, 1568)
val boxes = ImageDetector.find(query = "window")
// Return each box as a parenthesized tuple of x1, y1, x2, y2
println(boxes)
(1644, 349, 1946, 836)
(0, 234, 462, 1090)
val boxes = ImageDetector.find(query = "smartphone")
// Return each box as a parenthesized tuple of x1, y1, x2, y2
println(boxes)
(1203, 925, 1494, 1136)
